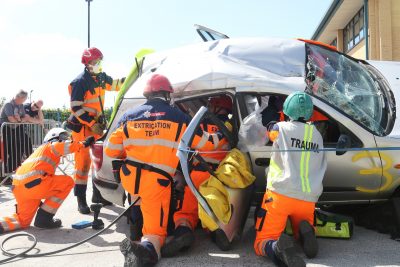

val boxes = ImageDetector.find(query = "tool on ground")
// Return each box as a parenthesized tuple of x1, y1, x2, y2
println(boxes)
(90, 203, 104, 230)
(71, 221, 93, 230)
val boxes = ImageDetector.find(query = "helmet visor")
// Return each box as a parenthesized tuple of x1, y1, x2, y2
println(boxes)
(59, 132, 70, 141)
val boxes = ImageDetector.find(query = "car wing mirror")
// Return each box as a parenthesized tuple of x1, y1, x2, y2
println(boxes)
(336, 134, 351, 156)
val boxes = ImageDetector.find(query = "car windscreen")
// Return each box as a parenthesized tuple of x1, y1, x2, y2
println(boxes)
(305, 44, 388, 136)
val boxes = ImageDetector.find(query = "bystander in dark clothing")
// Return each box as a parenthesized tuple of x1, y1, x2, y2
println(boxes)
(0, 91, 30, 177)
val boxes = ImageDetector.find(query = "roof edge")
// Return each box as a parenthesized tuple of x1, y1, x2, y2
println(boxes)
(311, 0, 343, 40)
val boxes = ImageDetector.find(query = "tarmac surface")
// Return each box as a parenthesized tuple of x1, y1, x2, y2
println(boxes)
(1, 160, 400, 266)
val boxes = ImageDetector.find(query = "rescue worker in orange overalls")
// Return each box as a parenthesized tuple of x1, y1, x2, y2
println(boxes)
(67, 47, 125, 214)
(161, 95, 232, 257)
(105, 74, 225, 266)
(0, 128, 95, 234)
(254, 92, 327, 267)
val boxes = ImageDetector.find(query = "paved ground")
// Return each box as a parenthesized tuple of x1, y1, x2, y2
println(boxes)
(1, 161, 400, 266)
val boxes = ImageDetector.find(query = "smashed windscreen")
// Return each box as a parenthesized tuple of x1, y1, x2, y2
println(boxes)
(305, 44, 386, 136)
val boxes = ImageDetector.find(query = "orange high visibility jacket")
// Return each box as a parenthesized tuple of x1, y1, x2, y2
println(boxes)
(105, 98, 224, 176)
(12, 141, 84, 186)
(199, 118, 231, 165)
(68, 69, 123, 127)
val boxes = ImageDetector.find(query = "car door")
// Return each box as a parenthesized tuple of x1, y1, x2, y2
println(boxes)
(236, 92, 382, 204)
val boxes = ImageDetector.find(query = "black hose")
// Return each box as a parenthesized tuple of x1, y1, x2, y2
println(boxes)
(0, 197, 140, 265)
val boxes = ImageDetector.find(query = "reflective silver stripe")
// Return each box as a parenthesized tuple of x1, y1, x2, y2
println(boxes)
(64, 141, 71, 155)
(74, 109, 85, 117)
(0, 219, 10, 231)
(71, 101, 84, 107)
(51, 143, 61, 157)
(194, 132, 209, 149)
(41, 204, 57, 214)
(74, 170, 89, 177)
(23, 156, 57, 170)
(85, 97, 104, 104)
(111, 80, 119, 91)
(82, 106, 98, 114)
(126, 156, 176, 174)
(211, 133, 219, 149)
(49, 196, 64, 205)
(259, 240, 268, 255)
(13, 170, 46, 181)
(202, 156, 220, 164)
(106, 142, 124, 150)
(74, 178, 87, 185)
(123, 138, 179, 150)
(9, 216, 21, 229)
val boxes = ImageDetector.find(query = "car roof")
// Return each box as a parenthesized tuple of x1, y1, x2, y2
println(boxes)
(125, 37, 308, 98)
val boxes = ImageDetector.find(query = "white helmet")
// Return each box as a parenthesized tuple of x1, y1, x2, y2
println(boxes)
(44, 128, 69, 143)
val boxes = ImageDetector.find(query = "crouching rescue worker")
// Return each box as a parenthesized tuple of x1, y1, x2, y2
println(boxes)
(67, 47, 125, 214)
(254, 91, 327, 267)
(105, 74, 224, 266)
(0, 128, 95, 234)
(162, 95, 232, 257)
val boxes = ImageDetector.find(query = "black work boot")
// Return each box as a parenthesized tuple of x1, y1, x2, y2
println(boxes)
(214, 229, 231, 251)
(92, 182, 113, 206)
(120, 238, 141, 267)
(274, 233, 305, 267)
(299, 220, 318, 258)
(77, 196, 91, 214)
(34, 208, 62, 229)
(161, 226, 194, 257)
(120, 238, 159, 267)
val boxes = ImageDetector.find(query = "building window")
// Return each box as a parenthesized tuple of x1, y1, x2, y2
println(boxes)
(343, 7, 364, 52)
(330, 38, 337, 47)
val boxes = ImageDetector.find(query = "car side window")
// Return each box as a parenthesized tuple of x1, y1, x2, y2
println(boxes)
(175, 94, 236, 140)
(239, 92, 359, 147)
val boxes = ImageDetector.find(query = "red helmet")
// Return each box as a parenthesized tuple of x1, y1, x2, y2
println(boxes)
(209, 95, 232, 111)
(143, 74, 174, 96)
(81, 47, 103, 65)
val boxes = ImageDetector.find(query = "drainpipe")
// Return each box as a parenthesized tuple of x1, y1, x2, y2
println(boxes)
(364, 0, 369, 59)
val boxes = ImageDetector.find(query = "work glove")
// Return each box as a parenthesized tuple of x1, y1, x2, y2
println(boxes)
(83, 136, 95, 147)
(97, 72, 113, 88)
(91, 123, 104, 136)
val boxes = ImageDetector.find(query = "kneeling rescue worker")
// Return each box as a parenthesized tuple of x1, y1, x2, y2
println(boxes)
(67, 47, 125, 214)
(0, 128, 95, 234)
(105, 74, 224, 266)
(161, 95, 232, 257)
(254, 91, 327, 267)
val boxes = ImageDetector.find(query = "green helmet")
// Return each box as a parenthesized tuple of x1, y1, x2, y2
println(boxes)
(283, 91, 313, 121)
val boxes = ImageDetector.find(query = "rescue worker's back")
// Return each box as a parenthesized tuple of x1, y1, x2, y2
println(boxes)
(105, 74, 224, 266)
(267, 121, 327, 202)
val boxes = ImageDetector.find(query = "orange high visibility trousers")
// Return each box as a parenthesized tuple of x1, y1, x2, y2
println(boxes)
(121, 165, 172, 248)
(1, 175, 74, 231)
(71, 126, 99, 189)
(254, 190, 315, 256)
(173, 170, 210, 230)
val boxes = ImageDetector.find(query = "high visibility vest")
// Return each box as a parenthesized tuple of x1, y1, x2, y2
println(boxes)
(266, 121, 327, 203)
(12, 141, 83, 186)
(105, 98, 224, 193)
(68, 69, 123, 127)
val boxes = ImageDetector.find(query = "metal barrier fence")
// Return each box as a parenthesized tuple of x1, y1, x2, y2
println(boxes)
(0, 120, 60, 180)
